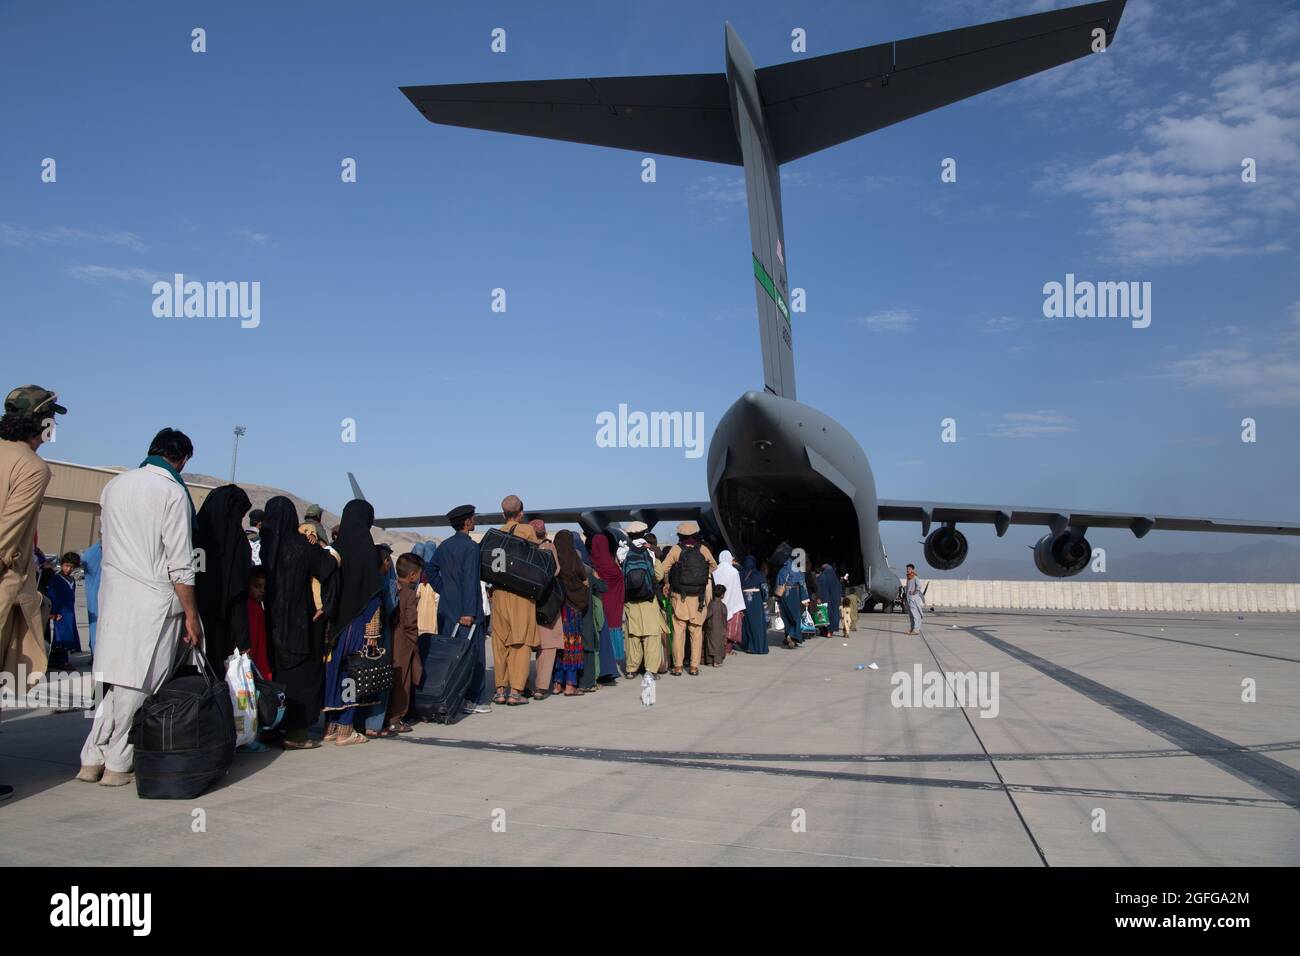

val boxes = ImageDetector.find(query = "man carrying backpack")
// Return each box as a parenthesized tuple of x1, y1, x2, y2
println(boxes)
(620, 521, 662, 678)
(658, 521, 716, 676)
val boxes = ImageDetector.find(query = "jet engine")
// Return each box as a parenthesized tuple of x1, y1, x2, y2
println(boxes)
(924, 525, 968, 570)
(1033, 530, 1091, 577)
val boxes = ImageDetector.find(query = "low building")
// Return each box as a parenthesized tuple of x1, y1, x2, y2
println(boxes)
(36, 460, 216, 558)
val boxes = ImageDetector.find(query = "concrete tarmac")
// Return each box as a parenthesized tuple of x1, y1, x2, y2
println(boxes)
(2, 608, 1297, 866)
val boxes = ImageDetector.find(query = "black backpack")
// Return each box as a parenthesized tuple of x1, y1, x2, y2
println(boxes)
(670, 544, 710, 597)
(622, 545, 657, 603)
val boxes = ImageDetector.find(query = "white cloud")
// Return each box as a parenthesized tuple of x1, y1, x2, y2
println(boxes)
(1, 223, 147, 252)
(986, 411, 1076, 439)
(1047, 53, 1300, 264)
(688, 174, 746, 206)
(861, 309, 917, 332)
(983, 316, 1016, 333)
(1161, 348, 1300, 407)
(234, 229, 273, 247)
(65, 264, 164, 283)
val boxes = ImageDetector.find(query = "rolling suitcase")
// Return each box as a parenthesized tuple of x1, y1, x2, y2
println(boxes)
(479, 527, 556, 601)
(414, 624, 477, 724)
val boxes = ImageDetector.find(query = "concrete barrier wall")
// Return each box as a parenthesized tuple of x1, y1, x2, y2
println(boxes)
(924, 580, 1300, 613)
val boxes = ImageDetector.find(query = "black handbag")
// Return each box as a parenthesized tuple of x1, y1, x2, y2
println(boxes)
(536, 576, 565, 627)
(250, 661, 286, 730)
(345, 644, 393, 704)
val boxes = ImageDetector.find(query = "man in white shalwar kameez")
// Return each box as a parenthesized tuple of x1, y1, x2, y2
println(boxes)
(903, 563, 925, 635)
(78, 429, 203, 786)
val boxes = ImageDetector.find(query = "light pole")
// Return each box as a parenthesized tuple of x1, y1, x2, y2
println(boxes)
(231, 425, 246, 483)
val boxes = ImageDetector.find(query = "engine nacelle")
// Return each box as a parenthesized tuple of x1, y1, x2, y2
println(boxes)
(924, 526, 968, 570)
(1033, 531, 1091, 577)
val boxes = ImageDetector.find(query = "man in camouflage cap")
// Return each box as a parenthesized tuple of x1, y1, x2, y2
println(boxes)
(0, 386, 67, 803)
(303, 503, 329, 545)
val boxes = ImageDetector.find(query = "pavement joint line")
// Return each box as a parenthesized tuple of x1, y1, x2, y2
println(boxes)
(227, 781, 948, 866)
(1052, 618, 1300, 664)
(917, 627, 1050, 867)
(961, 625, 1300, 812)
(386, 735, 1289, 808)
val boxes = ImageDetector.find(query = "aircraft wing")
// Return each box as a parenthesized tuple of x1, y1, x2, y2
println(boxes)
(373, 502, 712, 533)
(877, 500, 1300, 539)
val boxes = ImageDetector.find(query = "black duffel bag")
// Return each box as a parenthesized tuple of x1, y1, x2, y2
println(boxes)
(479, 527, 556, 601)
(130, 645, 235, 800)
(536, 576, 565, 627)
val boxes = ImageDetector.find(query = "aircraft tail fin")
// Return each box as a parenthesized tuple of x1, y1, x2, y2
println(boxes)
(347, 472, 365, 502)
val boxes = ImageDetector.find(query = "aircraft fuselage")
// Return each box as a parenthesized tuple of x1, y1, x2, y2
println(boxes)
(707, 389, 900, 604)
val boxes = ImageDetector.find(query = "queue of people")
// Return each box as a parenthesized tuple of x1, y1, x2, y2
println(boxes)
(0, 384, 863, 799)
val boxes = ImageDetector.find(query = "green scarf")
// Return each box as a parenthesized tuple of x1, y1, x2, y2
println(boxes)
(141, 455, 197, 526)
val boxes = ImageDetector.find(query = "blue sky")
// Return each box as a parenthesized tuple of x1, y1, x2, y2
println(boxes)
(2, 0, 1298, 567)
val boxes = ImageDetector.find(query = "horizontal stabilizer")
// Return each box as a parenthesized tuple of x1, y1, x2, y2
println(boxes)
(759, 0, 1126, 163)
(400, 74, 741, 164)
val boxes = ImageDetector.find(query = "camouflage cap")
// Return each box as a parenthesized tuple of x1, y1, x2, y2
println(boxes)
(4, 385, 66, 417)
(304, 503, 323, 519)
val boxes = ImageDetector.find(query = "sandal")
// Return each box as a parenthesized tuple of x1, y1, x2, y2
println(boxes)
(335, 731, 368, 747)
(563, 687, 585, 696)
(551, 683, 563, 695)
(532, 690, 547, 701)
(363, 728, 393, 739)
(507, 693, 529, 706)
(492, 688, 509, 705)
(688, 667, 700, 676)
(282, 738, 321, 750)
(670, 668, 683, 676)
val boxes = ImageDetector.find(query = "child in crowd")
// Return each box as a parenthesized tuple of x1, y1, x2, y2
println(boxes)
(385, 553, 424, 735)
(246, 567, 271, 678)
(841, 595, 857, 638)
(703, 583, 728, 667)
(46, 551, 82, 668)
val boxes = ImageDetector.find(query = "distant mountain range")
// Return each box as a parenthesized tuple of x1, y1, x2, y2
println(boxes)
(175, 470, 1300, 582)
(181, 472, 436, 554)
(925, 539, 1300, 583)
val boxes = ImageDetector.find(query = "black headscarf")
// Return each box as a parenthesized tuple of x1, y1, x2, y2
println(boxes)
(194, 484, 252, 667)
(741, 555, 765, 590)
(555, 530, 590, 613)
(333, 499, 381, 627)
(261, 496, 327, 665)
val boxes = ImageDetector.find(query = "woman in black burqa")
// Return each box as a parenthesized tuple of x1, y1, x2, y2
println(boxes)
(261, 496, 338, 749)
(320, 499, 383, 747)
(194, 484, 253, 675)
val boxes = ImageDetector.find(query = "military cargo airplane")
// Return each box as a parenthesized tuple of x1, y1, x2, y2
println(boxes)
(376, 0, 1299, 608)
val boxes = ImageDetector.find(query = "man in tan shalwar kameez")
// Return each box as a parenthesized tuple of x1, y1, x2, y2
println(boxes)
(621, 521, 663, 677)
(489, 495, 540, 704)
(1, 387, 63, 800)
(657, 521, 716, 676)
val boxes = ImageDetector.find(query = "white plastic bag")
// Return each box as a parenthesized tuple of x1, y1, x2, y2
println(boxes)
(224, 651, 259, 748)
